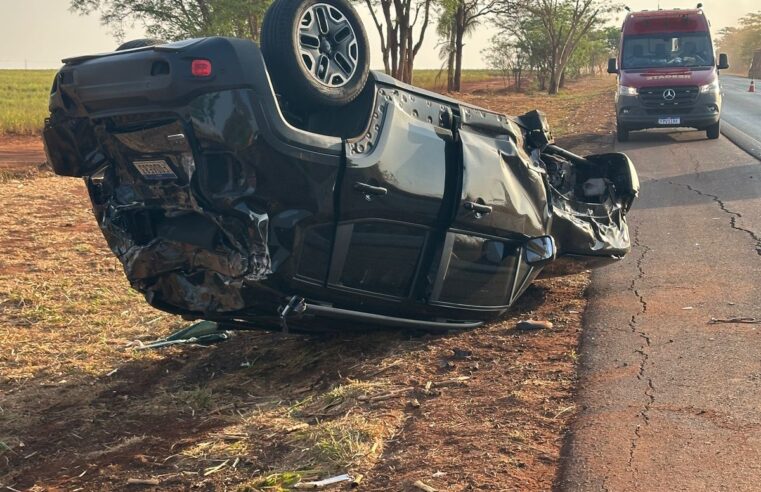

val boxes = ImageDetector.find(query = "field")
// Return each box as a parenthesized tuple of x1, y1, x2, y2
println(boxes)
(0, 72, 616, 490)
(410, 69, 502, 91)
(0, 70, 56, 135)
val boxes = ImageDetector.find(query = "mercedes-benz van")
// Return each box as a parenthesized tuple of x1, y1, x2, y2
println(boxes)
(608, 7, 729, 141)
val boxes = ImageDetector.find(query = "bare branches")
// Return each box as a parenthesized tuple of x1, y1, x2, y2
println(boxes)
(413, 0, 432, 56)
(361, 0, 434, 82)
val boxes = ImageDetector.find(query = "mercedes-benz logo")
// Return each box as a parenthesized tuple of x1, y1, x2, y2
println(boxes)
(663, 89, 676, 101)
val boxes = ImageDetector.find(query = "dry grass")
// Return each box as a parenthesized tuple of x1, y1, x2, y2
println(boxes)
(0, 176, 184, 384)
(459, 75, 617, 136)
(411, 69, 501, 91)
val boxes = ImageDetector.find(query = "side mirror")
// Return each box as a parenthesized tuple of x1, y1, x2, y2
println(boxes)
(524, 236, 556, 268)
(717, 53, 729, 70)
(607, 58, 619, 74)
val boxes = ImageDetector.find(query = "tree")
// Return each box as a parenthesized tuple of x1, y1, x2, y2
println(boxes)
(495, 0, 619, 94)
(482, 35, 525, 90)
(436, 0, 496, 91)
(491, 13, 552, 90)
(361, 0, 434, 83)
(717, 12, 761, 75)
(565, 25, 617, 79)
(436, 5, 457, 91)
(70, 0, 271, 42)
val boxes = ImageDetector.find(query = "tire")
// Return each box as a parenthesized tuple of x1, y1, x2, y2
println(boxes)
(616, 123, 629, 143)
(116, 38, 166, 51)
(706, 121, 721, 140)
(261, 0, 370, 109)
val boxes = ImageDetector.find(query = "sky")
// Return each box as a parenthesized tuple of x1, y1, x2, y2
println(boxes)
(0, 0, 759, 70)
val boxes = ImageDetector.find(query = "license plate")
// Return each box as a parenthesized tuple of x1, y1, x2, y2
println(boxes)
(658, 117, 681, 125)
(132, 159, 177, 180)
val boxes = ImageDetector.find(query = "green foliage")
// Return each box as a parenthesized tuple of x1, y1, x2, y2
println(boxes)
(0, 70, 56, 135)
(481, 36, 527, 89)
(69, 0, 271, 41)
(488, 0, 620, 92)
(565, 26, 618, 77)
(433, 0, 495, 91)
(717, 11, 761, 74)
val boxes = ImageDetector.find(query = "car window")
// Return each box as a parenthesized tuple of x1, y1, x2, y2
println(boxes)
(622, 33, 714, 69)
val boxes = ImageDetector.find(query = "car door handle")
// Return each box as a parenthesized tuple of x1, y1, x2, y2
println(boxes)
(353, 182, 388, 196)
(464, 201, 493, 215)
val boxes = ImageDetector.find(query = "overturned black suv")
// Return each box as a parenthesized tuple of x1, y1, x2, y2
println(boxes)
(43, 0, 638, 331)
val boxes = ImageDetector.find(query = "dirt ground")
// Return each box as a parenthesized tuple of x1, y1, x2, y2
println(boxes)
(0, 76, 616, 491)
(0, 135, 46, 181)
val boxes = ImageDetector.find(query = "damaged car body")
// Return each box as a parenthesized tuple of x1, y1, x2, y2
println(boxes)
(43, 2, 638, 331)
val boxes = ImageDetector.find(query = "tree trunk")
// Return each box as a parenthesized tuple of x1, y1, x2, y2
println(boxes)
(453, 5, 466, 91)
(454, 34, 464, 91)
(516, 68, 522, 91)
(547, 48, 560, 94)
(548, 70, 558, 94)
(366, 0, 432, 84)
(447, 45, 455, 92)
(537, 69, 547, 91)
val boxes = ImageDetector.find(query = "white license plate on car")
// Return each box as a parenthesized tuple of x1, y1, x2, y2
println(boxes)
(658, 117, 681, 125)
(132, 159, 177, 180)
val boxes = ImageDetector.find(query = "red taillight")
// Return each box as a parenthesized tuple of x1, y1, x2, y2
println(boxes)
(191, 59, 212, 77)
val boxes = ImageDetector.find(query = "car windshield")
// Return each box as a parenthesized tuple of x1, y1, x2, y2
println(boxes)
(622, 33, 714, 69)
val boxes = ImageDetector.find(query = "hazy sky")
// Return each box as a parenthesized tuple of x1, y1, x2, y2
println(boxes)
(0, 0, 758, 70)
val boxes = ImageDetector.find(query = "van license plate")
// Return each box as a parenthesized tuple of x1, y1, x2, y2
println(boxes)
(658, 117, 681, 125)
(133, 159, 177, 180)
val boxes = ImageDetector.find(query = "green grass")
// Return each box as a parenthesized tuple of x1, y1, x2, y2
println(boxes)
(0, 69, 56, 135)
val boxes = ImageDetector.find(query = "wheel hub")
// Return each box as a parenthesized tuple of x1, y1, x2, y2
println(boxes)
(298, 3, 359, 88)
(319, 37, 332, 55)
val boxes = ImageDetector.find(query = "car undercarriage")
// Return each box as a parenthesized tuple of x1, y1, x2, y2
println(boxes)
(43, 8, 638, 332)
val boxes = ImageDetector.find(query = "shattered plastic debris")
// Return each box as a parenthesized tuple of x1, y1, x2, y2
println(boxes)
(294, 474, 352, 488)
(516, 319, 554, 331)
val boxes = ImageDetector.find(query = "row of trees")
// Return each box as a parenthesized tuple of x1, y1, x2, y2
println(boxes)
(71, 0, 620, 93)
(716, 11, 761, 75)
(483, 20, 617, 93)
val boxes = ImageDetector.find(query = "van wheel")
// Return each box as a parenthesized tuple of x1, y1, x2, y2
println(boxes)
(616, 123, 629, 143)
(261, 0, 370, 109)
(116, 38, 165, 51)
(706, 121, 721, 140)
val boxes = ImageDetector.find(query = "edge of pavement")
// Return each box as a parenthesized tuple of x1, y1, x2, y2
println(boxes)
(721, 119, 761, 162)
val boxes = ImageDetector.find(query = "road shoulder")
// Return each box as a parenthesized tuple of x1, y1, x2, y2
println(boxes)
(559, 129, 761, 491)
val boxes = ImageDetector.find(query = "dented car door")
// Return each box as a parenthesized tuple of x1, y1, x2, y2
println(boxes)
(329, 88, 455, 300)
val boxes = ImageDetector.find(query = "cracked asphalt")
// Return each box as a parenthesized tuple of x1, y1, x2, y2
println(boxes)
(559, 129, 761, 491)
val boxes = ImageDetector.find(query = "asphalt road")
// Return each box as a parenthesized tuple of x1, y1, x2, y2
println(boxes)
(560, 127, 761, 490)
(721, 75, 761, 160)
